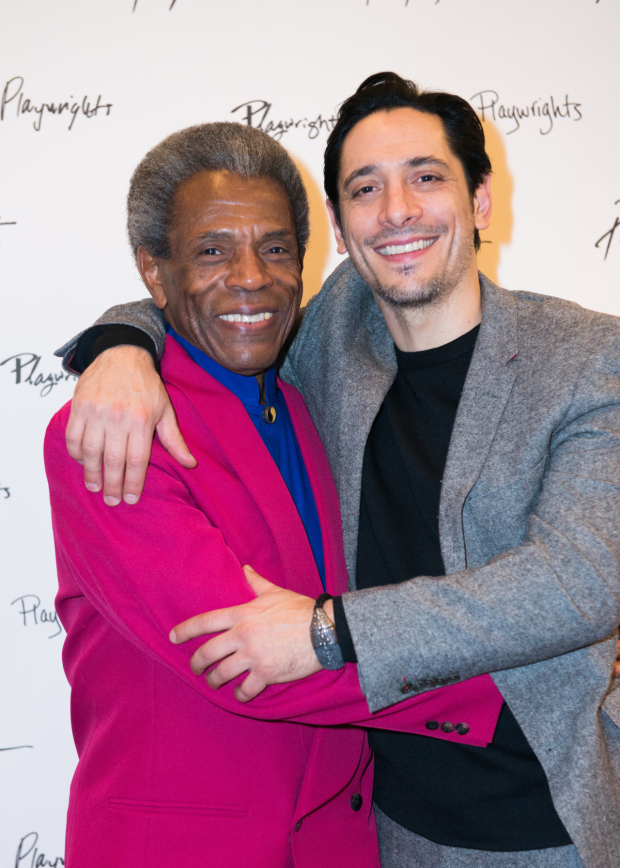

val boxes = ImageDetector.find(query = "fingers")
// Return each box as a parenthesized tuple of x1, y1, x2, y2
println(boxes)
(65, 346, 171, 505)
(120, 423, 156, 505)
(66, 384, 106, 492)
(65, 401, 88, 464)
(157, 403, 196, 469)
(192, 632, 241, 677)
(170, 609, 236, 645)
(100, 426, 131, 506)
(205, 645, 251, 686)
(614, 660, 620, 678)
(74, 420, 107, 494)
(235, 672, 268, 703)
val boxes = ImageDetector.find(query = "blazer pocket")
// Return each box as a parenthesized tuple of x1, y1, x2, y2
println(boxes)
(109, 797, 249, 819)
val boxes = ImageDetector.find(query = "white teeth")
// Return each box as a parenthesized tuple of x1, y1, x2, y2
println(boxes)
(378, 238, 435, 256)
(218, 311, 274, 323)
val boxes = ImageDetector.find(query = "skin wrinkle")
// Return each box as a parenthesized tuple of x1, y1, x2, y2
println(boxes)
(138, 170, 303, 389)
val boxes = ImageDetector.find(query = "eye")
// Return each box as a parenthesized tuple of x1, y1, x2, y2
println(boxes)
(267, 245, 286, 254)
(353, 185, 376, 197)
(416, 174, 439, 183)
(201, 247, 223, 255)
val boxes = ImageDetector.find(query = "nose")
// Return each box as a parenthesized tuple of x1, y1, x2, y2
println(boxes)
(378, 180, 423, 229)
(225, 247, 273, 293)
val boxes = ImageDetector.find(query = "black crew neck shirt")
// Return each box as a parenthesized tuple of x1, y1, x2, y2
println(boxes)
(335, 325, 571, 851)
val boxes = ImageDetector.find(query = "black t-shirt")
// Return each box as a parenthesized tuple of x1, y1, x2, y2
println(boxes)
(334, 325, 571, 851)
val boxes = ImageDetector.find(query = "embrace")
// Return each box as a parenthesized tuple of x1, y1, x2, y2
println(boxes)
(47, 73, 620, 867)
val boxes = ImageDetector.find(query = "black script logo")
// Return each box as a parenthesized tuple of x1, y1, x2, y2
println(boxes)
(1, 77, 112, 132)
(595, 200, 620, 260)
(11, 595, 63, 639)
(231, 100, 337, 142)
(15, 832, 64, 868)
(0, 353, 77, 397)
(470, 90, 582, 135)
(0, 482, 10, 499)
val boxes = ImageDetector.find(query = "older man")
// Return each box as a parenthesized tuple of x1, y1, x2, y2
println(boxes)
(46, 120, 500, 868)
(57, 75, 620, 867)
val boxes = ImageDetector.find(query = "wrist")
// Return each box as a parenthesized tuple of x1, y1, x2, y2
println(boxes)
(310, 593, 345, 671)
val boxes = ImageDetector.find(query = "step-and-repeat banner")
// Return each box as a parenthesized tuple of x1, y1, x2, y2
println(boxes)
(1, 0, 619, 862)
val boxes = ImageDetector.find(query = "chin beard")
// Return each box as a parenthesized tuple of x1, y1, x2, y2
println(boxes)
(371, 275, 449, 310)
(366, 242, 473, 312)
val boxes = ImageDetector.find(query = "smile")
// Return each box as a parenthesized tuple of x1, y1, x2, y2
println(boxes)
(377, 238, 436, 256)
(218, 312, 275, 323)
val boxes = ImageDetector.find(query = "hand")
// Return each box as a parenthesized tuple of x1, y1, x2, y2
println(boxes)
(66, 345, 196, 505)
(170, 566, 324, 702)
(615, 636, 620, 677)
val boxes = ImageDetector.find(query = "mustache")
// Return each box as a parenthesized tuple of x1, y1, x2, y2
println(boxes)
(364, 224, 449, 248)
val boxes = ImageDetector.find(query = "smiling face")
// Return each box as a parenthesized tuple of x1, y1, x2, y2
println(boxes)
(328, 107, 491, 312)
(138, 170, 303, 378)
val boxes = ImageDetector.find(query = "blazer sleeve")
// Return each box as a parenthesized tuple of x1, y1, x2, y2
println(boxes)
(54, 298, 167, 375)
(343, 328, 620, 712)
(45, 402, 494, 743)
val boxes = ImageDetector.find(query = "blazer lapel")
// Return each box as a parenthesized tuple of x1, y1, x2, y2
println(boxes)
(281, 382, 351, 597)
(163, 338, 322, 597)
(439, 274, 520, 574)
(335, 288, 397, 587)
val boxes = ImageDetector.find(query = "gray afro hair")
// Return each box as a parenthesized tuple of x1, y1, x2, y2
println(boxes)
(127, 122, 310, 259)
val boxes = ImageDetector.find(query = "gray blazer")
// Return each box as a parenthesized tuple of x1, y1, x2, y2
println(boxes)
(58, 266, 620, 866)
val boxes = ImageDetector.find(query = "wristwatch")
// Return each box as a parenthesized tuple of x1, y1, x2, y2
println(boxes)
(310, 593, 345, 670)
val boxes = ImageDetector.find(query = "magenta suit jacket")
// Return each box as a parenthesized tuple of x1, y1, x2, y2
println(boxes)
(45, 336, 502, 868)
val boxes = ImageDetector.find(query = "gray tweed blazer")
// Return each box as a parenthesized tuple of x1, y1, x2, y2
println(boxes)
(58, 265, 620, 867)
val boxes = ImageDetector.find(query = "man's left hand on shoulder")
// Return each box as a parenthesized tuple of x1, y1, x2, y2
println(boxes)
(170, 566, 324, 701)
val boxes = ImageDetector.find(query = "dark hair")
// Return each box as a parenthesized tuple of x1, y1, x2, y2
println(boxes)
(324, 72, 492, 250)
(128, 122, 309, 260)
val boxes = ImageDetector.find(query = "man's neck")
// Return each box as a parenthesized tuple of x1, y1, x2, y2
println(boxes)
(373, 263, 482, 353)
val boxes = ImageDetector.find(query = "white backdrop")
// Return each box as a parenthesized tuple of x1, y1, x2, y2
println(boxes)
(1, 0, 619, 863)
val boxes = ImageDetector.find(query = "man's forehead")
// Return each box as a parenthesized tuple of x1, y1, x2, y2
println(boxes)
(340, 108, 452, 183)
(173, 172, 295, 231)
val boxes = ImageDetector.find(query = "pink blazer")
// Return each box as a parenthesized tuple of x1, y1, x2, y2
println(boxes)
(45, 337, 502, 868)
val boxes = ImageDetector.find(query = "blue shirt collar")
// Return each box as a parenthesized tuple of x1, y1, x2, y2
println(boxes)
(165, 322, 278, 407)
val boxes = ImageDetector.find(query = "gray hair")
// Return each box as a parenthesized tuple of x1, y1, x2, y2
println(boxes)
(127, 122, 310, 259)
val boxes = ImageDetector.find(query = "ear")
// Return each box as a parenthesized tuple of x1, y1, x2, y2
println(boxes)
(136, 246, 168, 310)
(326, 200, 348, 255)
(473, 175, 492, 232)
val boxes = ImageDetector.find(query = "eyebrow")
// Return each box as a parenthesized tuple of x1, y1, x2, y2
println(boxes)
(193, 228, 296, 243)
(342, 156, 451, 192)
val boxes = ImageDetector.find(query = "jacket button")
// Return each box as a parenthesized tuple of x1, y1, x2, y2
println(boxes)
(425, 720, 439, 731)
(440, 721, 454, 733)
(294, 820, 302, 832)
(401, 681, 414, 695)
(350, 793, 363, 812)
(455, 722, 470, 735)
(262, 406, 277, 423)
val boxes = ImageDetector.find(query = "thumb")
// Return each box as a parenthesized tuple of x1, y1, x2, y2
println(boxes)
(243, 565, 278, 596)
(156, 403, 197, 468)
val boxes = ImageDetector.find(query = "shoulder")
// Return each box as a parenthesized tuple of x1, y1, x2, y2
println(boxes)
(510, 287, 620, 344)
(483, 275, 620, 369)
(298, 259, 378, 336)
(286, 260, 388, 380)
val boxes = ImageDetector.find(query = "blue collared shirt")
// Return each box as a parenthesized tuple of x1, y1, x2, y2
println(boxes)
(167, 325, 326, 590)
